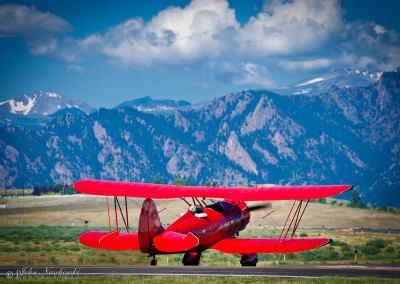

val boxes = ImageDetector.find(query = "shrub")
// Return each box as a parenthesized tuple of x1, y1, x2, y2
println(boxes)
(67, 244, 81, 251)
(366, 238, 390, 249)
(361, 245, 380, 255)
(385, 247, 395, 253)
(50, 256, 58, 265)
(78, 256, 84, 265)
(0, 245, 20, 252)
(331, 241, 352, 252)
(110, 256, 119, 264)
(361, 239, 390, 255)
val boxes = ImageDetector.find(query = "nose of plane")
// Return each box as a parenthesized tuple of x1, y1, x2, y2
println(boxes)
(78, 231, 109, 248)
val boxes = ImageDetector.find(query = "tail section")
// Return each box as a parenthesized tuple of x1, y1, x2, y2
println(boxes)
(138, 198, 164, 254)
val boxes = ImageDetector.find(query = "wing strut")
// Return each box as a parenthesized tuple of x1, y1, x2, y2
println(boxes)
(115, 197, 129, 233)
(275, 200, 309, 252)
(106, 196, 130, 233)
(106, 197, 111, 232)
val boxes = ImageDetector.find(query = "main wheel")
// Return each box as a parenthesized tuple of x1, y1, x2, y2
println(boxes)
(240, 253, 258, 267)
(182, 251, 202, 266)
(150, 259, 157, 266)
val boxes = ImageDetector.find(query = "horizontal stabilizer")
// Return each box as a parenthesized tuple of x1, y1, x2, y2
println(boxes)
(74, 179, 352, 201)
(210, 238, 332, 254)
(79, 231, 140, 251)
(153, 231, 199, 253)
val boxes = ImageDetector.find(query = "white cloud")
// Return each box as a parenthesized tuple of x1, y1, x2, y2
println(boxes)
(239, 0, 343, 56)
(28, 38, 59, 55)
(280, 58, 333, 70)
(373, 24, 386, 35)
(28, 36, 79, 62)
(78, 34, 103, 52)
(98, 0, 239, 66)
(340, 21, 400, 70)
(12, 0, 400, 89)
(234, 63, 275, 88)
(0, 4, 71, 39)
(66, 65, 85, 75)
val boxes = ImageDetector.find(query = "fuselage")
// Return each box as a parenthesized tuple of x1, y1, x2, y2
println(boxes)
(163, 200, 250, 252)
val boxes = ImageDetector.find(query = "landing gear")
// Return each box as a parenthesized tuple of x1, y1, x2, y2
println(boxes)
(150, 255, 157, 266)
(240, 253, 258, 267)
(182, 251, 202, 266)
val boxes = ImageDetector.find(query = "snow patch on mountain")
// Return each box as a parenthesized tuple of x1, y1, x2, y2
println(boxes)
(274, 67, 383, 96)
(292, 89, 310, 95)
(8, 95, 36, 115)
(297, 77, 324, 87)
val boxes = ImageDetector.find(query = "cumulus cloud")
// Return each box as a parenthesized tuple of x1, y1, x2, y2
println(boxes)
(98, 0, 239, 66)
(0, 4, 71, 39)
(11, 0, 400, 89)
(239, 0, 343, 56)
(340, 21, 400, 70)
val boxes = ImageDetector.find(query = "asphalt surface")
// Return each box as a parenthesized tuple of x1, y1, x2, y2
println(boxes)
(1, 265, 399, 279)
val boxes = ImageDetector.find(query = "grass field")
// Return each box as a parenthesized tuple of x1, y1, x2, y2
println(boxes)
(0, 225, 399, 267)
(1, 196, 400, 228)
(0, 189, 33, 197)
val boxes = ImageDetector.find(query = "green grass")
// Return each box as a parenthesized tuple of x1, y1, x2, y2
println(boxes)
(0, 226, 399, 266)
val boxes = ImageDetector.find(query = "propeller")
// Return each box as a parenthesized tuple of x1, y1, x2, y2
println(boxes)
(247, 202, 272, 212)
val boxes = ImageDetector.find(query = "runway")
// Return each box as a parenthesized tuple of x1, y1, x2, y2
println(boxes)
(1, 265, 399, 279)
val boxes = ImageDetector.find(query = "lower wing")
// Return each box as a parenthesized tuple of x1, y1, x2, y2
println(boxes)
(79, 231, 140, 250)
(210, 238, 332, 254)
(78, 230, 199, 253)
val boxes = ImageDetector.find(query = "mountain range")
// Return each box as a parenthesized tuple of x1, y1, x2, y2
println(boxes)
(0, 91, 94, 129)
(114, 96, 191, 113)
(0, 68, 399, 206)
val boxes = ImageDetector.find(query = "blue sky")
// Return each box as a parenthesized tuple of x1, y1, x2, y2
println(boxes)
(1, 0, 400, 108)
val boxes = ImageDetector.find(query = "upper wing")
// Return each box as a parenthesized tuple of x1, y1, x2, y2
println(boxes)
(210, 238, 332, 254)
(74, 179, 351, 201)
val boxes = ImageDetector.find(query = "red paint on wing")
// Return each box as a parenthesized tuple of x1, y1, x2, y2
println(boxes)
(78, 231, 140, 250)
(74, 180, 352, 201)
(153, 231, 199, 253)
(210, 238, 332, 254)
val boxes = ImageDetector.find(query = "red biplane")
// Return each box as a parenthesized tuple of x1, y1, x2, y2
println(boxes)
(74, 180, 352, 266)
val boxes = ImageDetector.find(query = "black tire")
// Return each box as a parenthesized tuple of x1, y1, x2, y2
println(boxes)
(151, 259, 157, 266)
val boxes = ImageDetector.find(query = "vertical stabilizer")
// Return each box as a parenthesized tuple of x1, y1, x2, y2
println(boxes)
(138, 198, 164, 253)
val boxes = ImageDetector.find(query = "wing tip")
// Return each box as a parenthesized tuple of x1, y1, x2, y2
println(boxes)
(318, 238, 333, 248)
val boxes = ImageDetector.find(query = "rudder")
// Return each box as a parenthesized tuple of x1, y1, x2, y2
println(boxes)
(138, 198, 164, 253)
